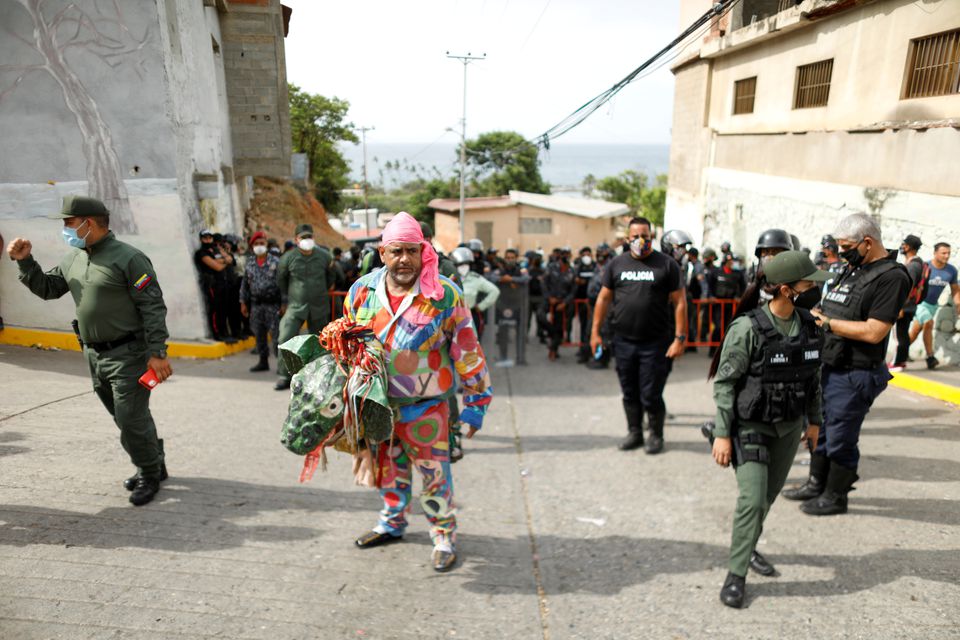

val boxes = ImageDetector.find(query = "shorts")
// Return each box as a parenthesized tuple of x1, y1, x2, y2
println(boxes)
(913, 301, 939, 326)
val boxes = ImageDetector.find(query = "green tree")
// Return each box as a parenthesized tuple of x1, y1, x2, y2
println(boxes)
(288, 83, 358, 211)
(463, 131, 549, 196)
(593, 170, 667, 226)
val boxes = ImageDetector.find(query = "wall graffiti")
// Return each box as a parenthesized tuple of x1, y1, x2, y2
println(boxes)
(0, 0, 156, 233)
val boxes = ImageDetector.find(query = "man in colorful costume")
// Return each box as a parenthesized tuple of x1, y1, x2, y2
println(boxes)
(344, 212, 492, 572)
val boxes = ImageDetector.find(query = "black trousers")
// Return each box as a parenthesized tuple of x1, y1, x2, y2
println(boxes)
(711, 303, 735, 346)
(613, 336, 673, 414)
(894, 311, 914, 365)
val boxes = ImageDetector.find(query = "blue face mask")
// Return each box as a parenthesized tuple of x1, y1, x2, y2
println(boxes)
(62, 220, 91, 249)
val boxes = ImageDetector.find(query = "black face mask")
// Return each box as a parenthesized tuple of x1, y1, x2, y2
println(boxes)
(840, 240, 865, 267)
(792, 286, 822, 310)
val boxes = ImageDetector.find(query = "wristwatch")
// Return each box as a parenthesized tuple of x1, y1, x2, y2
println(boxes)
(152, 349, 168, 359)
(674, 335, 687, 343)
(820, 317, 831, 333)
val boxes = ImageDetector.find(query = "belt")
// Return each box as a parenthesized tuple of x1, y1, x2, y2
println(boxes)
(87, 333, 138, 353)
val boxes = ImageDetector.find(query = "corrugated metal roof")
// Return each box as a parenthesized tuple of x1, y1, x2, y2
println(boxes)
(430, 192, 629, 220)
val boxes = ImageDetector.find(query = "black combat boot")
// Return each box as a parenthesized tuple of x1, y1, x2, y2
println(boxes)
(618, 401, 645, 451)
(129, 476, 161, 506)
(644, 411, 665, 454)
(125, 439, 168, 491)
(800, 462, 858, 516)
(749, 550, 776, 577)
(249, 356, 269, 372)
(719, 572, 746, 608)
(781, 453, 829, 501)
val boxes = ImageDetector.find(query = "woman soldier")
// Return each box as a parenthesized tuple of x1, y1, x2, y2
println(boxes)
(707, 251, 831, 608)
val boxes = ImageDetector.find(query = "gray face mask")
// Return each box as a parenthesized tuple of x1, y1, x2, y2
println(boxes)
(456, 264, 471, 277)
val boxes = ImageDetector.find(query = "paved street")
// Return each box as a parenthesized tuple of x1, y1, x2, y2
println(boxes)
(0, 340, 958, 639)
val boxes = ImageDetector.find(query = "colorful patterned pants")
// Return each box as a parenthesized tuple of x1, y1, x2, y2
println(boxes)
(374, 402, 456, 546)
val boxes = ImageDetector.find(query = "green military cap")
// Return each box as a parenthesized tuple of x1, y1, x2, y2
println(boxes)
(48, 195, 109, 219)
(764, 250, 833, 285)
(295, 223, 313, 237)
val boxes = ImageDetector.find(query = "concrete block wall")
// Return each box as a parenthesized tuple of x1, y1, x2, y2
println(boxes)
(221, 0, 291, 177)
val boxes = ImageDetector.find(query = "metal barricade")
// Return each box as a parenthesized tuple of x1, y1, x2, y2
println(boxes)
(547, 297, 739, 349)
(330, 290, 348, 320)
(687, 298, 739, 348)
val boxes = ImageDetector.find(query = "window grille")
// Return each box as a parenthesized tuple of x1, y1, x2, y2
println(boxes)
(794, 59, 833, 109)
(733, 77, 757, 114)
(902, 29, 960, 99)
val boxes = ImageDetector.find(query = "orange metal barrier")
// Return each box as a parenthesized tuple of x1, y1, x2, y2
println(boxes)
(687, 298, 739, 348)
(330, 292, 737, 351)
(547, 297, 739, 349)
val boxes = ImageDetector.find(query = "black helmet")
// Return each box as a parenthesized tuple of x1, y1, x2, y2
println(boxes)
(790, 234, 801, 251)
(661, 229, 694, 262)
(754, 229, 793, 258)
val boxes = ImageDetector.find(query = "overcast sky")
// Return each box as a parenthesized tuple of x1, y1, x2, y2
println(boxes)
(282, 0, 681, 145)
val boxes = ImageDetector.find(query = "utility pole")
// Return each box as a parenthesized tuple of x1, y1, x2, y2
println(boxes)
(446, 52, 485, 244)
(359, 125, 375, 235)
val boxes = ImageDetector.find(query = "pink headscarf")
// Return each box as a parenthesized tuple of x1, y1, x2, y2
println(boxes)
(380, 212, 444, 301)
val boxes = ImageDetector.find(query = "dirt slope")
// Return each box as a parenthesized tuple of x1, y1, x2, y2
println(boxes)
(245, 177, 349, 249)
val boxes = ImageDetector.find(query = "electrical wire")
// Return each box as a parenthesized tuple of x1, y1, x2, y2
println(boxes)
(518, 0, 553, 52)
(532, 0, 742, 148)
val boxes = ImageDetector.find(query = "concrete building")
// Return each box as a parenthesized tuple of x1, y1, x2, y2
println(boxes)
(666, 0, 960, 362)
(428, 191, 629, 254)
(666, 0, 958, 254)
(0, 0, 292, 341)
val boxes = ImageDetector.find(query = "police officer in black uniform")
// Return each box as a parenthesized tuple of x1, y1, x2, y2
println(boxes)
(572, 247, 598, 362)
(782, 213, 911, 516)
(194, 230, 230, 341)
(591, 218, 687, 454)
(492, 248, 530, 365)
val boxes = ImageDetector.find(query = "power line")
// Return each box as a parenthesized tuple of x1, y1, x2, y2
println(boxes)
(532, 0, 741, 148)
(518, 0, 552, 52)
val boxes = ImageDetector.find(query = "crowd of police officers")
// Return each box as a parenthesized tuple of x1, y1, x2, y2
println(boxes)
(4, 197, 935, 609)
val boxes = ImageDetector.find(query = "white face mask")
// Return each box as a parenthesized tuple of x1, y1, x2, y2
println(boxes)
(580, 255, 592, 266)
(253, 245, 268, 256)
(298, 238, 315, 252)
(456, 264, 471, 277)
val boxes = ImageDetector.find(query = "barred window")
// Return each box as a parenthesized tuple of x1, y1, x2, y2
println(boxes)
(794, 59, 833, 109)
(733, 77, 757, 115)
(519, 218, 552, 234)
(902, 29, 960, 99)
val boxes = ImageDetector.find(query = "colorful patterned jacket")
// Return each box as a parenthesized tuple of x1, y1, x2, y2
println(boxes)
(343, 269, 493, 429)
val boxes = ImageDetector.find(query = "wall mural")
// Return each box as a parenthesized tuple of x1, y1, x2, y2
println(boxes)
(0, 0, 153, 233)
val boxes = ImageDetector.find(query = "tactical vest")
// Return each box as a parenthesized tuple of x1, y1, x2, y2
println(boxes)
(820, 258, 903, 368)
(735, 308, 823, 424)
(714, 271, 740, 299)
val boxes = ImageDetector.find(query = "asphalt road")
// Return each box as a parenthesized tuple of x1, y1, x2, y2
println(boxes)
(0, 340, 957, 639)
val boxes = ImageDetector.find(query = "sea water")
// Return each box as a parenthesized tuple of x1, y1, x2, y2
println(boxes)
(339, 142, 670, 195)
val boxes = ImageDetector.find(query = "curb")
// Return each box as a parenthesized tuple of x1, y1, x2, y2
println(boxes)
(0, 326, 255, 359)
(890, 371, 960, 407)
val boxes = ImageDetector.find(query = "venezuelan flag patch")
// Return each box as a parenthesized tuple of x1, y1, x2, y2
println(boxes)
(134, 273, 153, 290)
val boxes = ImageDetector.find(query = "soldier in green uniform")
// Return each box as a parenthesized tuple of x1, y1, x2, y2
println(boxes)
(275, 223, 338, 390)
(7, 196, 172, 506)
(706, 251, 830, 608)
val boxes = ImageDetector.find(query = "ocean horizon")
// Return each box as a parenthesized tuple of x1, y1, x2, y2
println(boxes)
(338, 142, 670, 194)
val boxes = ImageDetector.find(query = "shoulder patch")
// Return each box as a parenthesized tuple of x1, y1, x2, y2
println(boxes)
(718, 362, 735, 379)
(133, 273, 153, 290)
